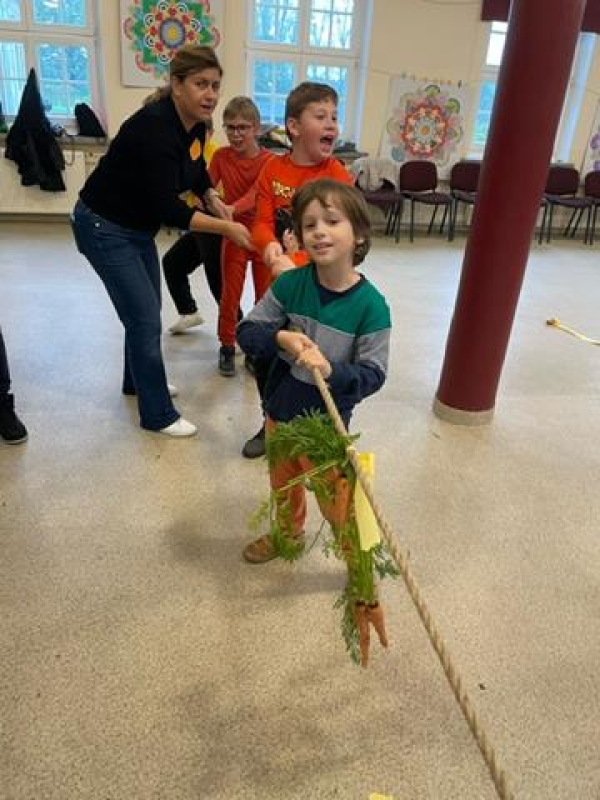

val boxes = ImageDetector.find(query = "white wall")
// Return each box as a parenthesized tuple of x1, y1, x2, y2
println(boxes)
(99, 0, 600, 167)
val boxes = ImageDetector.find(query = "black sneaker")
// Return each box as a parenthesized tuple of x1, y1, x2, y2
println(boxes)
(242, 425, 266, 458)
(218, 345, 236, 377)
(0, 394, 28, 444)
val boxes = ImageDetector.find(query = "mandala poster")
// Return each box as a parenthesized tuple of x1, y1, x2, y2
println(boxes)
(581, 99, 600, 176)
(120, 0, 223, 88)
(380, 76, 470, 177)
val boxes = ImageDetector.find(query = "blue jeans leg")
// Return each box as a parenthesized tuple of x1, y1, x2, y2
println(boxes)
(71, 200, 179, 431)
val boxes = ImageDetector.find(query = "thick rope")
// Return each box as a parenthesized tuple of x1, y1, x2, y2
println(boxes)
(312, 369, 515, 800)
(546, 317, 600, 345)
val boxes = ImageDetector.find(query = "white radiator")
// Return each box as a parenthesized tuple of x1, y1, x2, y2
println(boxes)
(0, 146, 89, 215)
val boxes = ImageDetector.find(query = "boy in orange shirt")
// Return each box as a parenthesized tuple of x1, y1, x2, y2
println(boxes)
(241, 81, 353, 458)
(209, 97, 274, 376)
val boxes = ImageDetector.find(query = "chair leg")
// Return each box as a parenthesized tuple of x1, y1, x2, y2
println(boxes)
(410, 199, 415, 243)
(440, 204, 449, 238)
(547, 204, 554, 243)
(449, 199, 456, 241)
(584, 206, 592, 244)
(538, 205, 547, 245)
(565, 208, 579, 237)
(590, 205, 598, 246)
(384, 206, 393, 236)
(394, 200, 403, 243)
(427, 206, 438, 236)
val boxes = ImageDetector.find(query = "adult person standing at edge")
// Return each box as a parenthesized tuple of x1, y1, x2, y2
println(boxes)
(71, 46, 251, 437)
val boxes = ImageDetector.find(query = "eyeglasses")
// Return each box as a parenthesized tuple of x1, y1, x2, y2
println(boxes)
(224, 123, 254, 135)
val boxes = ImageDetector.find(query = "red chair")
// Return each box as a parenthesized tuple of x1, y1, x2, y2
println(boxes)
(397, 161, 452, 242)
(449, 161, 480, 241)
(358, 181, 402, 236)
(538, 165, 591, 244)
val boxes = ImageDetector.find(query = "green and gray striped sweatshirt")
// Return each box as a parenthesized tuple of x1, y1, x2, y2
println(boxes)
(236, 264, 391, 425)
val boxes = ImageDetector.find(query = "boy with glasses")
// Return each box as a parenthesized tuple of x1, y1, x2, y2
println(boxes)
(209, 97, 274, 376)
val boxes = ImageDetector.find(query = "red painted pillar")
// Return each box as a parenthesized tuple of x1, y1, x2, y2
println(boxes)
(434, 0, 586, 424)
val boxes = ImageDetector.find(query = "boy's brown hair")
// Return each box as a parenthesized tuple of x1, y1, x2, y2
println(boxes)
(223, 96, 261, 125)
(291, 178, 371, 266)
(284, 81, 338, 127)
(144, 46, 222, 105)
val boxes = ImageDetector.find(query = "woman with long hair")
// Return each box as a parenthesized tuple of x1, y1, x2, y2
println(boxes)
(71, 46, 251, 437)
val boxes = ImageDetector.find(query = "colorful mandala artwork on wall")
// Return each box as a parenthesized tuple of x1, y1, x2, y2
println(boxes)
(120, 0, 222, 87)
(381, 78, 469, 176)
(582, 101, 600, 175)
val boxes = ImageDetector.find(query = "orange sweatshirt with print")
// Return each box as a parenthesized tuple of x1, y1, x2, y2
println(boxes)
(252, 154, 353, 266)
(209, 146, 274, 228)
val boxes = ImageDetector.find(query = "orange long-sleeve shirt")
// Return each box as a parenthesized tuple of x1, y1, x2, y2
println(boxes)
(208, 146, 274, 227)
(252, 154, 353, 266)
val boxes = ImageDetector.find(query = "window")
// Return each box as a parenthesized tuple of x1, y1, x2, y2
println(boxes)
(472, 21, 506, 149)
(247, 0, 369, 140)
(0, 0, 100, 128)
(472, 22, 596, 159)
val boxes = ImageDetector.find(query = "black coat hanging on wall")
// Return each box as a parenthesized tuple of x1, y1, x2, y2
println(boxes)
(5, 68, 66, 192)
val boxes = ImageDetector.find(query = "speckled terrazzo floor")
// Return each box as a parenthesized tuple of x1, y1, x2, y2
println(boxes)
(1, 221, 599, 800)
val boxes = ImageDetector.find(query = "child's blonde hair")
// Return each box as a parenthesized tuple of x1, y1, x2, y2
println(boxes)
(223, 96, 261, 125)
(292, 179, 371, 266)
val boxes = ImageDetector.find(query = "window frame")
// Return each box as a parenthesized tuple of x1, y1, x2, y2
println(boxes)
(471, 21, 596, 161)
(0, 0, 101, 130)
(246, 0, 367, 140)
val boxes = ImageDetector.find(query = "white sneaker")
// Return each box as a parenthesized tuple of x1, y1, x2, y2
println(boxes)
(168, 383, 178, 398)
(169, 312, 204, 335)
(159, 418, 197, 437)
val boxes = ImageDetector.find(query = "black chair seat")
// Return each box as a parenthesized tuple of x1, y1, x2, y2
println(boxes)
(544, 193, 591, 209)
(452, 189, 476, 204)
(402, 190, 451, 206)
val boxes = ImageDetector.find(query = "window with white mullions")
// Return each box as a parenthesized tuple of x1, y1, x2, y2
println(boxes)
(309, 0, 354, 49)
(472, 21, 596, 160)
(0, 0, 99, 127)
(252, 57, 297, 125)
(253, 0, 300, 45)
(247, 0, 369, 139)
(31, 0, 86, 27)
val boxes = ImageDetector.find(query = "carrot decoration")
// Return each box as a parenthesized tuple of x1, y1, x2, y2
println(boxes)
(354, 602, 389, 667)
(251, 411, 398, 667)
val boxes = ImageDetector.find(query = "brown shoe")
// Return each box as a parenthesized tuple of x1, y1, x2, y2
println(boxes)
(243, 531, 305, 564)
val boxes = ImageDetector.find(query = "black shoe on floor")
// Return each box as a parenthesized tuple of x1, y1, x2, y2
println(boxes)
(0, 394, 28, 444)
(243, 354, 256, 376)
(242, 425, 266, 458)
(219, 345, 236, 377)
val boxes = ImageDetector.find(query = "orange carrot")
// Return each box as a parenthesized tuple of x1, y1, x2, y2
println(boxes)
(353, 602, 389, 667)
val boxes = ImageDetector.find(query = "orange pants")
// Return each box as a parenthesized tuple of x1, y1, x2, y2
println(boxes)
(218, 239, 271, 347)
(266, 418, 352, 536)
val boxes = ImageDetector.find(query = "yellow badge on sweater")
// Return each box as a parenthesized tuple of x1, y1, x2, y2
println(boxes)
(355, 452, 380, 551)
(189, 138, 202, 161)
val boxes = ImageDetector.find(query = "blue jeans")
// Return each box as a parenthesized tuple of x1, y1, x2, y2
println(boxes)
(71, 199, 179, 431)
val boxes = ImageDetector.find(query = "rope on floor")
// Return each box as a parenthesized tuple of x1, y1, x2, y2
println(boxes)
(312, 368, 515, 800)
(546, 317, 600, 345)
